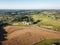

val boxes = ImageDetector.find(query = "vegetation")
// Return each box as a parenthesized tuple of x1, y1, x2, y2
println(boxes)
(34, 39, 60, 45)
(0, 10, 60, 31)
(0, 10, 60, 45)
(33, 15, 60, 31)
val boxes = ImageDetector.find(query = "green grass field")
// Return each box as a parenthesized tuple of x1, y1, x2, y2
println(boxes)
(32, 15, 60, 31)
(35, 39, 60, 45)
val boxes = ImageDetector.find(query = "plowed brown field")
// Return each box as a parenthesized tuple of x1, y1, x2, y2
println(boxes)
(2, 26, 60, 45)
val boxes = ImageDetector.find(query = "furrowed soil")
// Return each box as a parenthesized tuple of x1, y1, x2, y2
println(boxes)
(2, 26, 60, 45)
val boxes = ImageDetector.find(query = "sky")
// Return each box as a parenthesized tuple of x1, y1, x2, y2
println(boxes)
(0, 0, 60, 9)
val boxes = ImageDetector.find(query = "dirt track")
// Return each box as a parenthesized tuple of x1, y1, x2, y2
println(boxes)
(2, 26, 60, 45)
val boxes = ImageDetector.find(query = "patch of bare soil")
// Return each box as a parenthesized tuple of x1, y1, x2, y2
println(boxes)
(2, 26, 60, 45)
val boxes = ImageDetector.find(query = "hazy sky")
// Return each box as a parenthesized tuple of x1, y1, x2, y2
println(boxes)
(0, 0, 60, 9)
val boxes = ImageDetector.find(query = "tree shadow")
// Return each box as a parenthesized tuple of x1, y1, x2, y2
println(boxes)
(0, 23, 8, 45)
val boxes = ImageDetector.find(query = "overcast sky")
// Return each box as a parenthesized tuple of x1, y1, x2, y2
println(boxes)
(0, 0, 60, 9)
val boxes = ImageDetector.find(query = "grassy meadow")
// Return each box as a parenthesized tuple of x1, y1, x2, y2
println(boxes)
(32, 14, 60, 31)
(35, 39, 60, 45)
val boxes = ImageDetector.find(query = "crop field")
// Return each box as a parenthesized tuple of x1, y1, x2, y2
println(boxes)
(3, 26, 60, 45)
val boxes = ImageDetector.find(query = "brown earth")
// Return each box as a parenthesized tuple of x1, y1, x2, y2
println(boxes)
(2, 26, 60, 45)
